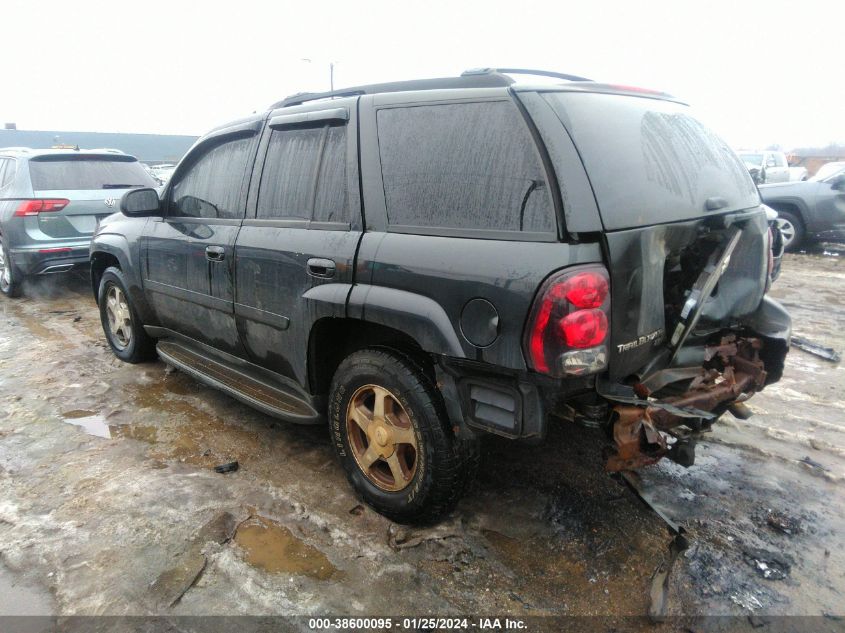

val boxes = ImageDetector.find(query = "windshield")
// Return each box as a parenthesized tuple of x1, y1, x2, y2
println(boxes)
(811, 162, 845, 182)
(738, 153, 763, 167)
(542, 92, 759, 230)
(29, 156, 157, 191)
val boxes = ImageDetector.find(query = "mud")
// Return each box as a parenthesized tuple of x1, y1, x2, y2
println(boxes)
(0, 257, 843, 620)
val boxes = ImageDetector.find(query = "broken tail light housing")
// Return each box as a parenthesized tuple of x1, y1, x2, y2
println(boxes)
(14, 199, 70, 217)
(525, 266, 610, 377)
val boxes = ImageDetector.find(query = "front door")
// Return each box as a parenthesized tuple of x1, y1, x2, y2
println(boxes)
(234, 99, 362, 388)
(142, 125, 260, 356)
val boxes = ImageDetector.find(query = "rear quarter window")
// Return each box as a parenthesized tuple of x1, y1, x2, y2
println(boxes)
(376, 100, 555, 234)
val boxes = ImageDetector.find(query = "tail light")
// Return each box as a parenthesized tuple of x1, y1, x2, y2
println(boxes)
(525, 266, 610, 377)
(14, 199, 70, 217)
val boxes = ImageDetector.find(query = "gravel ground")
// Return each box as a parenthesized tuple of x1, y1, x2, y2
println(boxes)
(0, 253, 843, 628)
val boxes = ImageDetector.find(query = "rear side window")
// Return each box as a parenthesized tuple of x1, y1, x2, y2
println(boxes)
(28, 157, 156, 191)
(257, 124, 348, 223)
(169, 136, 253, 220)
(376, 101, 555, 234)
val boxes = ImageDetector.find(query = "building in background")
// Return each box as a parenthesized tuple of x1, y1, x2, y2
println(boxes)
(0, 125, 197, 166)
(788, 144, 845, 177)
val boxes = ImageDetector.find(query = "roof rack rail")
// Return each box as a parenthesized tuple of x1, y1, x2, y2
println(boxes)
(272, 73, 515, 109)
(271, 68, 592, 109)
(461, 67, 593, 82)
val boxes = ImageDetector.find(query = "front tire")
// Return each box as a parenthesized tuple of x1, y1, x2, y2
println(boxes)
(776, 210, 805, 252)
(98, 266, 156, 363)
(329, 348, 470, 524)
(0, 237, 23, 298)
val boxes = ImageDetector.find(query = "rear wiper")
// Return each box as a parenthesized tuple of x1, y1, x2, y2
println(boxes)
(102, 184, 143, 189)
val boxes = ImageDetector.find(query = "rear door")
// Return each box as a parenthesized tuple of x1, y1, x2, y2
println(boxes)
(25, 154, 156, 242)
(233, 99, 361, 388)
(141, 122, 260, 356)
(538, 90, 769, 380)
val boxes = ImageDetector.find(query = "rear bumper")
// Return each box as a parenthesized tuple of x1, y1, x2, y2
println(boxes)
(598, 296, 791, 470)
(10, 241, 91, 275)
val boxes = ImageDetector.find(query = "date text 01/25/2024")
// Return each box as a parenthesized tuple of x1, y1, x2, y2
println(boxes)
(307, 617, 527, 630)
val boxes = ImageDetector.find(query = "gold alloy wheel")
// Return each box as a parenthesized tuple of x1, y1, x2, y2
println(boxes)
(346, 384, 419, 492)
(105, 284, 133, 350)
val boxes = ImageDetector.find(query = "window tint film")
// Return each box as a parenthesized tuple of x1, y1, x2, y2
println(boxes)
(377, 101, 554, 233)
(170, 136, 253, 219)
(257, 124, 348, 222)
(29, 157, 156, 191)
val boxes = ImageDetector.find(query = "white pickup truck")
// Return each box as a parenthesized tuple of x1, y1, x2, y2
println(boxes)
(737, 150, 790, 184)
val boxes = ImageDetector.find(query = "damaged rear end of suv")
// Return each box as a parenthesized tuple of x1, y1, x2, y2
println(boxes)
(92, 69, 790, 523)
(525, 85, 791, 472)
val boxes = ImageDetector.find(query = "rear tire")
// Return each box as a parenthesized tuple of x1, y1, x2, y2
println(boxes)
(776, 210, 805, 252)
(98, 266, 156, 363)
(0, 236, 23, 298)
(328, 348, 473, 524)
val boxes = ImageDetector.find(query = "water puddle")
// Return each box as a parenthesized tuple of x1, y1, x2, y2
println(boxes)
(61, 410, 111, 438)
(234, 516, 337, 580)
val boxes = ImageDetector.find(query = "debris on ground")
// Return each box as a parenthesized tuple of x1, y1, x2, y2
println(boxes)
(743, 547, 792, 580)
(214, 461, 239, 474)
(348, 505, 365, 516)
(731, 591, 763, 611)
(800, 456, 828, 471)
(648, 530, 689, 622)
(148, 511, 239, 608)
(387, 521, 463, 551)
(790, 335, 841, 363)
(765, 509, 802, 535)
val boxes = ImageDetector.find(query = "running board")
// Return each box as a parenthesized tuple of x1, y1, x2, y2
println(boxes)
(156, 340, 321, 424)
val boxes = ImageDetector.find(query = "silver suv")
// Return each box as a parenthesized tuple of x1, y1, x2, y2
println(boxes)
(0, 147, 156, 297)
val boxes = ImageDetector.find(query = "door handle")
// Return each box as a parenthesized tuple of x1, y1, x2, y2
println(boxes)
(205, 245, 226, 262)
(307, 257, 336, 278)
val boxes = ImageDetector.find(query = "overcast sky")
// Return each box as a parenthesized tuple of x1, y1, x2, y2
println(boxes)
(3, 0, 842, 150)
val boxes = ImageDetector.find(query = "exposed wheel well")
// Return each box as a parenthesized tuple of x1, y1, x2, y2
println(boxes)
(90, 252, 121, 302)
(308, 318, 435, 396)
(766, 202, 804, 226)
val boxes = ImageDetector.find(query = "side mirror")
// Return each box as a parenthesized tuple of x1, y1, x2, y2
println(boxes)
(120, 187, 161, 217)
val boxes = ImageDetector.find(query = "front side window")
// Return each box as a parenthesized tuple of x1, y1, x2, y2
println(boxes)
(376, 101, 555, 233)
(169, 135, 253, 219)
(257, 124, 348, 222)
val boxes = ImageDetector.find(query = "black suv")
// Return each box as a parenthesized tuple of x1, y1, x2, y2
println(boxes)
(90, 69, 790, 523)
